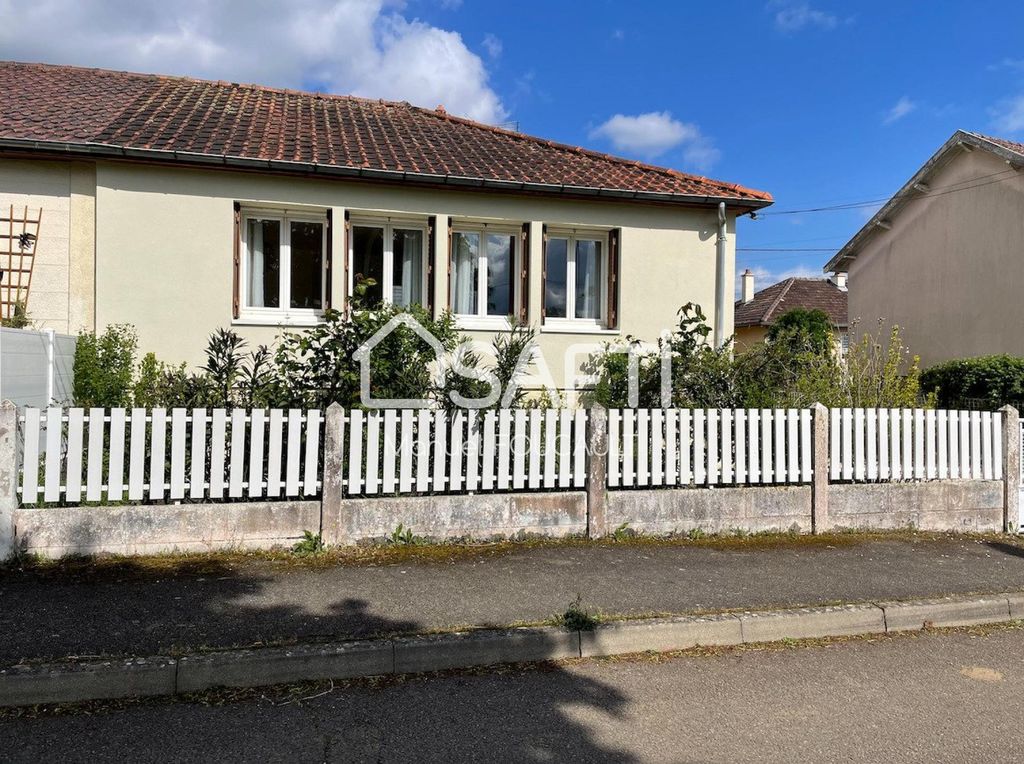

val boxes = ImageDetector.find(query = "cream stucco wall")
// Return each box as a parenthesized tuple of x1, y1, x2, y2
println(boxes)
(93, 161, 737, 391)
(847, 147, 1024, 368)
(0, 159, 95, 332)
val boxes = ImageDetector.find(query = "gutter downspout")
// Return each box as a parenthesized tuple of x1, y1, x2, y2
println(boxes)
(714, 202, 728, 348)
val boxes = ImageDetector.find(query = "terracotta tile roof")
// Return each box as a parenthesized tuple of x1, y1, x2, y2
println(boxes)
(735, 277, 848, 328)
(0, 61, 772, 206)
(973, 133, 1024, 157)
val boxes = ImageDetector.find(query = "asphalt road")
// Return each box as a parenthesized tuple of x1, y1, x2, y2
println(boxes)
(3, 534, 1024, 662)
(3, 625, 1024, 762)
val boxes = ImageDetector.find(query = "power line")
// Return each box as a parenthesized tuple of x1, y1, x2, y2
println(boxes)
(737, 247, 836, 252)
(757, 168, 1020, 217)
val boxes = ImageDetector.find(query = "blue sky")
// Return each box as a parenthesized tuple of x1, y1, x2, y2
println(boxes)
(4, 0, 1023, 291)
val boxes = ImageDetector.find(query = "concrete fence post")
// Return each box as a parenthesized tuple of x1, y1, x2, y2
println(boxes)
(0, 400, 18, 560)
(320, 403, 346, 546)
(811, 402, 830, 534)
(1000, 405, 1019, 534)
(586, 404, 608, 539)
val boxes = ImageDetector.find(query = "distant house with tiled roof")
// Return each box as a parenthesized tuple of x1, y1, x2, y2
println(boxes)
(825, 129, 1024, 368)
(0, 61, 771, 387)
(733, 271, 848, 353)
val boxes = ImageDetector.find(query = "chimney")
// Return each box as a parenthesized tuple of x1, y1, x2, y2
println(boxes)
(834, 272, 848, 291)
(741, 268, 755, 303)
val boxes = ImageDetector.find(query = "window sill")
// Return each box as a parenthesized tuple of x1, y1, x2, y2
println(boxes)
(234, 311, 325, 327)
(455, 315, 513, 332)
(541, 321, 619, 336)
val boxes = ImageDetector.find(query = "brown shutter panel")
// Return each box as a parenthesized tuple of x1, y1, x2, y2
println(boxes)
(232, 202, 241, 319)
(324, 209, 333, 310)
(519, 222, 530, 324)
(426, 215, 436, 317)
(540, 224, 548, 322)
(342, 210, 351, 313)
(446, 219, 454, 311)
(607, 227, 621, 329)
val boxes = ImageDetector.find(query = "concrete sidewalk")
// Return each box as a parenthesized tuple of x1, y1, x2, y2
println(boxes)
(2, 533, 1024, 665)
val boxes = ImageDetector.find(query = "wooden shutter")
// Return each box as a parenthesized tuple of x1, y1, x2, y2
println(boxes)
(607, 227, 621, 329)
(426, 215, 436, 317)
(519, 222, 530, 324)
(342, 210, 351, 313)
(540, 224, 548, 322)
(324, 209, 333, 310)
(232, 202, 241, 319)
(446, 218, 454, 311)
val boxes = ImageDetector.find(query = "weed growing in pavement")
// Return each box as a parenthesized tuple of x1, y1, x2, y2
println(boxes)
(559, 594, 601, 631)
(292, 531, 325, 557)
(389, 524, 427, 546)
(611, 523, 635, 542)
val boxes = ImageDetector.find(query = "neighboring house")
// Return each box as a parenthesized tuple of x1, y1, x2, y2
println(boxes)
(0, 62, 772, 392)
(733, 270, 848, 354)
(825, 129, 1024, 368)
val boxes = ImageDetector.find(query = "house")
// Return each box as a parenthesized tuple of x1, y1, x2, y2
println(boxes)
(0, 62, 772, 392)
(733, 270, 848, 353)
(825, 130, 1024, 368)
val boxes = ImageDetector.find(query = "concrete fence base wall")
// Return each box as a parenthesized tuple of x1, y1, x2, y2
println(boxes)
(608, 486, 812, 536)
(828, 481, 1004, 533)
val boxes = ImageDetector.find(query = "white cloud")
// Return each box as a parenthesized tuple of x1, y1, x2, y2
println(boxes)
(990, 94, 1024, 133)
(769, 1, 838, 32)
(882, 96, 917, 125)
(589, 111, 720, 170)
(988, 58, 1024, 72)
(735, 264, 822, 299)
(612, 29, 625, 40)
(482, 33, 502, 59)
(0, 0, 507, 124)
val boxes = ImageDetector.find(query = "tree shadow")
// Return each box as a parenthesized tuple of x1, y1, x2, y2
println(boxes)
(982, 539, 1024, 560)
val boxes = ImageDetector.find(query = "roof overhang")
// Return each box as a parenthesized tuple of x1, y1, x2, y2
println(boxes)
(823, 130, 1024, 273)
(0, 137, 775, 211)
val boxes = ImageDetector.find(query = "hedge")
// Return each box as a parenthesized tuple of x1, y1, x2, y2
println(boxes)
(920, 355, 1024, 409)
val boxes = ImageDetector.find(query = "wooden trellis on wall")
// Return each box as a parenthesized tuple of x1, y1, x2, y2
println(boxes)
(0, 205, 43, 321)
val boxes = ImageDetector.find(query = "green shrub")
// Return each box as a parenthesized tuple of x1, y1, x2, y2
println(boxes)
(73, 324, 138, 407)
(921, 355, 1024, 409)
(767, 308, 835, 355)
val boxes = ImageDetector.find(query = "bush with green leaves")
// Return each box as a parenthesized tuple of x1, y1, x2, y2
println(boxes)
(921, 355, 1024, 409)
(767, 308, 836, 356)
(73, 324, 139, 407)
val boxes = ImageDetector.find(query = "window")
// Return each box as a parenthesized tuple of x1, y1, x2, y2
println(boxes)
(451, 226, 517, 325)
(544, 232, 606, 326)
(350, 222, 426, 308)
(241, 211, 326, 322)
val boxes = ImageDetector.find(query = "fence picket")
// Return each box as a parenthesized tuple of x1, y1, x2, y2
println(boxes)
(65, 408, 84, 503)
(786, 409, 799, 484)
(348, 410, 364, 495)
(829, 408, 840, 480)
(528, 410, 541, 490)
(800, 409, 812, 483)
(665, 410, 678, 485)
(450, 411, 465, 493)
(902, 409, 914, 481)
(433, 410, 449, 492)
(773, 409, 786, 484)
(400, 410, 415, 493)
(248, 409, 266, 498)
(169, 408, 187, 499)
(748, 409, 760, 484)
(651, 409, 664, 486)
(981, 412, 993, 479)
(286, 409, 303, 496)
(760, 409, 772, 483)
(734, 409, 746, 484)
(866, 409, 877, 482)
(890, 408, 902, 480)
(573, 410, 586, 488)
(304, 410, 321, 496)
(608, 409, 621, 487)
(693, 409, 706, 485)
(21, 408, 41, 504)
(559, 409, 573, 489)
(720, 409, 733, 484)
(44, 406, 63, 502)
(266, 409, 284, 497)
(149, 408, 166, 501)
(637, 409, 650, 486)
(706, 409, 719, 485)
(229, 409, 246, 498)
(853, 408, 865, 481)
(511, 410, 526, 490)
(948, 410, 960, 479)
(543, 410, 557, 489)
(466, 411, 480, 492)
(364, 412, 380, 495)
(993, 412, 1003, 480)
(877, 409, 889, 481)
(497, 410, 511, 490)
(382, 410, 398, 494)
(208, 408, 227, 500)
(188, 408, 206, 500)
(417, 410, 431, 492)
(937, 410, 948, 480)
(107, 408, 128, 502)
(960, 410, 971, 479)
(481, 411, 496, 491)
(622, 409, 635, 487)
(679, 409, 692, 485)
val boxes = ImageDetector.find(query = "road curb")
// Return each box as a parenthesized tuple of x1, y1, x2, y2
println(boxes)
(2, 592, 1022, 708)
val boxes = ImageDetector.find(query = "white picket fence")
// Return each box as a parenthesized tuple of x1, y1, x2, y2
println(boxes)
(608, 408, 813, 487)
(17, 405, 1006, 507)
(829, 408, 1002, 482)
(19, 407, 322, 505)
(338, 408, 588, 497)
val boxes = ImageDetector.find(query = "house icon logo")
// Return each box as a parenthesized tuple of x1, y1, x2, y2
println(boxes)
(353, 314, 449, 409)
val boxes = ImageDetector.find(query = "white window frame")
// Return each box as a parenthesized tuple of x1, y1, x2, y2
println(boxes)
(238, 209, 328, 326)
(450, 223, 521, 331)
(348, 217, 429, 309)
(543, 229, 608, 331)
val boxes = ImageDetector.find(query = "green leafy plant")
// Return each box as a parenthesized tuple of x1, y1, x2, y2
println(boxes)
(921, 355, 1024, 409)
(1, 301, 31, 328)
(292, 530, 325, 556)
(558, 593, 600, 631)
(388, 523, 425, 546)
(767, 308, 836, 355)
(73, 324, 139, 407)
(610, 522, 634, 541)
